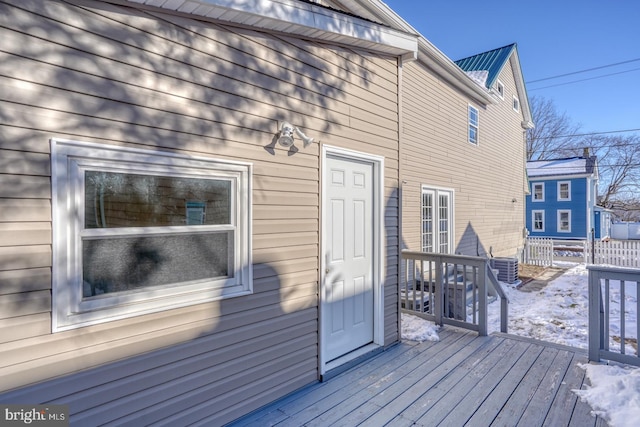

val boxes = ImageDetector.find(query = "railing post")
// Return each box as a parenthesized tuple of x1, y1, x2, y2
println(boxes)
(588, 267, 601, 362)
(434, 255, 443, 326)
(478, 264, 487, 336)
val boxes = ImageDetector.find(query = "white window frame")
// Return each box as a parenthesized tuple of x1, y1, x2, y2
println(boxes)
(557, 181, 571, 201)
(468, 105, 479, 145)
(495, 80, 505, 99)
(421, 186, 454, 254)
(513, 96, 520, 112)
(51, 138, 252, 332)
(532, 182, 545, 202)
(558, 210, 571, 233)
(532, 210, 545, 232)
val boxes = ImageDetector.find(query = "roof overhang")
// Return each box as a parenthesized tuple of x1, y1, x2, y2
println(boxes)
(508, 49, 535, 129)
(122, 0, 419, 58)
(527, 173, 593, 181)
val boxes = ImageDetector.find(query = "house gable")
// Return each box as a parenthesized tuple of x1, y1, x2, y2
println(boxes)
(455, 44, 534, 129)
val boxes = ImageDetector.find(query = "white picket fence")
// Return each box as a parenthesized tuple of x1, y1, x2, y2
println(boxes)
(523, 237, 640, 268)
(589, 240, 640, 268)
(522, 237, 554, 266)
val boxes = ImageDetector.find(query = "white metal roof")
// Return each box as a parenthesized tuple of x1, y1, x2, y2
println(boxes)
(526, 157, 595, 178)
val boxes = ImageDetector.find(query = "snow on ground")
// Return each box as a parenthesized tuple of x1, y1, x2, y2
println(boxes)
(400, 312, 440, 342)
(573, 363, 640, 427)
(401, 262, 640, 427)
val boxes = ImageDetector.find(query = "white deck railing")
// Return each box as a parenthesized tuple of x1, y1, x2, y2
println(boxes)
(588, 265, 640, 366)
(401, 251, 508, 335)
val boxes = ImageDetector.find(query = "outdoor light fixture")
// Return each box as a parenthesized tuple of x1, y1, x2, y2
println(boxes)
(278, 121, 316, 148)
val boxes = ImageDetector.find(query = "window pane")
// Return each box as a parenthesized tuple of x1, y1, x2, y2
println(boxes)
(469, 106, 478, 126)
(534, 212, 544, 230)
(439, 194, 449, 253)
(422, 193, 433, 252)
(559, 183, 569, 199)
(469, 126, 478, 144)
(534, 184, 543, 200)
(82, 232, 231, 297)
(85, 171, 231, 228)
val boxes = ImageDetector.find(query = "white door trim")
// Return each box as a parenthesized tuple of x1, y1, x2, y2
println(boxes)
(320, 145, 385, 375)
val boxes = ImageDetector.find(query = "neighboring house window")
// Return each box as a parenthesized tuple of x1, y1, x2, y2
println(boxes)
(51, 138, 252, 331)
(532, 210, 545, 232)
(422, 187, 453, 253)
(532, 182, 545, 201)
(558, 181, 571, 201)
(558, 210, 571, 232)
(496, 80, 505, 99)
(513, 96, 520, 112)
(468, 105, 479, 145)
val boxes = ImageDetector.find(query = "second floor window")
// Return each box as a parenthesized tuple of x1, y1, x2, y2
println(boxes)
(532, 182, 544, 201)
(468, 105, 479, 145)
(558, 181, 571, 201)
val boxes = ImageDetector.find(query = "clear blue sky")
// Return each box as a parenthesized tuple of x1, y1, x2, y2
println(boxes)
(383, 0, 640, 137)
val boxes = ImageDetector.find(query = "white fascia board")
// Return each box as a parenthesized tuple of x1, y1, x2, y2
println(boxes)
(509, 50, 534, 128)
(527, 173, 593, 181)
(417, 39, 495, 105)
(124, 0, 418, 57)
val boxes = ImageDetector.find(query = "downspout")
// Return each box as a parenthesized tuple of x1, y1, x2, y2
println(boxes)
(396, 53, 408, 342)
(396, 50, 417, 342)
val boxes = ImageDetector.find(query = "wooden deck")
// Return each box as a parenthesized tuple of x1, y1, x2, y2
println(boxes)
(230, 327, 609, 427)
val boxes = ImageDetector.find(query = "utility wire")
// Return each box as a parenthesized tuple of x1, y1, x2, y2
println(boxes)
(527, 163, 640, 168)
(526, 57, 640, 83)
(529, 128, 640, 140)
(528, 67, 640, 91)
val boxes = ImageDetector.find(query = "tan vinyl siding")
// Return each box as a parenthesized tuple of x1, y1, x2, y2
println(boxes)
(401, 58, 526, 258)
(0, 0, 400, 424)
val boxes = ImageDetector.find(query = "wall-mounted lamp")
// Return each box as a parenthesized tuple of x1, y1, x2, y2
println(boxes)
(278, 122, 316, 148)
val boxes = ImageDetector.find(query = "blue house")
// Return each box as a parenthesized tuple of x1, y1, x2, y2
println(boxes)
(526, 153, 609, 240)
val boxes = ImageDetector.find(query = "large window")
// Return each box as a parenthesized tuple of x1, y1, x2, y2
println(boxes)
(532, 182, 545, 202)
(51, 139, 252, 331)
(558, 210, 571, 232)
(468, 105, 479, 145)
(422, 187, 453, 253)
(532, 210, 545, 232)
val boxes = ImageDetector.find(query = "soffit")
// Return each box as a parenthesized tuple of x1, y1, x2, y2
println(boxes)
(123, 0, 418, 57)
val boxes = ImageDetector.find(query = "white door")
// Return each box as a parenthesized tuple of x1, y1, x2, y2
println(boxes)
(323, 154, 375, 363)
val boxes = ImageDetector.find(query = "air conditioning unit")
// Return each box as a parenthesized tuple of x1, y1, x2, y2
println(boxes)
(490, 257, 519, 284)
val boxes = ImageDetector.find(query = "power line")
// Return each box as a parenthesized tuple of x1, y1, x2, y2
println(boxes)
(529, 128, 640, 140)
(526, 57, 640, 84)
(528, 67, 640, 91)
(527, 163, 640, 168)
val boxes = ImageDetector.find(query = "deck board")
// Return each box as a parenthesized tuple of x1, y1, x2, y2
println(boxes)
(230, 327, 608, 427)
